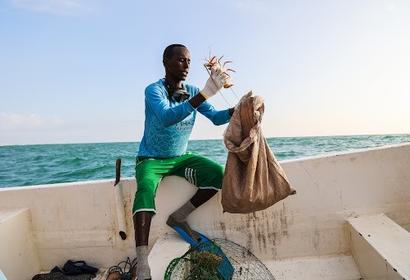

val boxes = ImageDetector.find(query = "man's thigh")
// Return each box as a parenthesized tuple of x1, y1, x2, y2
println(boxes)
(134, 158, 175, 213)
(171, 153, 224, 190)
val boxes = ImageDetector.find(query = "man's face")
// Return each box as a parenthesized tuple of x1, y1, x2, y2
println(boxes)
(165, 47, 191, 81)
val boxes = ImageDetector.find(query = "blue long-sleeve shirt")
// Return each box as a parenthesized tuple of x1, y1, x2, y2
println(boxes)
(137, 79, 231, 158)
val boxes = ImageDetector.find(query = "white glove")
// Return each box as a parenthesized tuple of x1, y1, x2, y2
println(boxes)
(200, 68, 229, 99)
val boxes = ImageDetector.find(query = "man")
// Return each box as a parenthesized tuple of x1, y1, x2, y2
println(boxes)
(133, 44, 234, 280)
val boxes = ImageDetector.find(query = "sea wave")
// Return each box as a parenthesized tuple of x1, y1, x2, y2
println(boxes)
(1, 134, 409, 188)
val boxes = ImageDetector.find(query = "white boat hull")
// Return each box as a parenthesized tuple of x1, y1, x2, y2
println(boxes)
(1, 143, 409, 279)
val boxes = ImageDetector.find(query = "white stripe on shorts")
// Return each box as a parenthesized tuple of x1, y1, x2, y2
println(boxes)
(199, 186, 220, 191)
(133, 208, 156, 215)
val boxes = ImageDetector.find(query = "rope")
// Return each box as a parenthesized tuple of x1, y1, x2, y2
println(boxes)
(106, 257, 137, 280)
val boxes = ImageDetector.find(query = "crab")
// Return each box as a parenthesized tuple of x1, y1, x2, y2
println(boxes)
(204, 55, 236, 88)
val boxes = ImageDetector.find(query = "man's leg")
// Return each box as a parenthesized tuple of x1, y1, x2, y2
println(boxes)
(190, 188, 218, 207)
(133, 158, 170, 280)
(167, 153, 223, 241)
(166, 188, 218, 241)
(133, 211, 153, 280)
(168, 188, 217, 224)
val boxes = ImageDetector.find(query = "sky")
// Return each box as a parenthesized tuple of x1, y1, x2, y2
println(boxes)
(0, 0, 409, 145)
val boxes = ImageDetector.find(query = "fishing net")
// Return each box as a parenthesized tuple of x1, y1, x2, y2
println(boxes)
(164, 238, 275, 280)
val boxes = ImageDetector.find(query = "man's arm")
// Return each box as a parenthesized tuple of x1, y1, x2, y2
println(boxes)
(146, 85, 196, 127)
(197, 100, 233, 125)
(148, 62, 231, 126)
(189, 92, 235, 117)
(189, 65, 235, 124)
(228, 107, 235, 116)
(146, 85, 232, 127)
(188, 92, 206, 108)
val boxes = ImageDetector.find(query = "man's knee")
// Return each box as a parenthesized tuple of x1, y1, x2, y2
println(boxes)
(197, 166, 223, 190)
(212, 164, 224, 180)
(133, 183, 157, 214)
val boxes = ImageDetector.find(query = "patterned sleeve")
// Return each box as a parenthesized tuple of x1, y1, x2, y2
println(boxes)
(145, 84, 195, 127)
(197, 100, 232, 125)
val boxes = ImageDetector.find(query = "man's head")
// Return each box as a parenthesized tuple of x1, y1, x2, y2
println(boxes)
(163, 44, 191, 81)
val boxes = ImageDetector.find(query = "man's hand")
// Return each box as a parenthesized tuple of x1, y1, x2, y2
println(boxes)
(200, 55, 235, 99)
(200, 68, 230, 99)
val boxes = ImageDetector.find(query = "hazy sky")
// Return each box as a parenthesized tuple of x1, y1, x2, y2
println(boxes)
(1, 0, 409, 145)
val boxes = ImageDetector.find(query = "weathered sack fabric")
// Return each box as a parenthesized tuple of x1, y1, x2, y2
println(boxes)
(222, 92, 296, 213)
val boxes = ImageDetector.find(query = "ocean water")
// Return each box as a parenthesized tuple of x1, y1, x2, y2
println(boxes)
(0, 134, 409, 188)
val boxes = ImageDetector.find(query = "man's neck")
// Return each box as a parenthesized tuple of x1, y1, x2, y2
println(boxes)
(165, 76, 183, 89)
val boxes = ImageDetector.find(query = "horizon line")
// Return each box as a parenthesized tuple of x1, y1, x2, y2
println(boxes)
(1, 132, 409, 147)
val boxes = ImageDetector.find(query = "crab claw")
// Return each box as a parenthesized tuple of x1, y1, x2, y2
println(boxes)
(225, 68, 236, 73)
(204, 54, 235, 88)
(221, 72, 233, 88)
(204, 55, 217, 69)
(222, 60, 232, 68)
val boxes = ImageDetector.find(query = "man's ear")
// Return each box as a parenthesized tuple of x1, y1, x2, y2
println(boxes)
(163, 58, 169, 68)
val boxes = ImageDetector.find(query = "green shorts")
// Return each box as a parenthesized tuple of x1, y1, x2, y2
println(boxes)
(133, 152, 224, 215)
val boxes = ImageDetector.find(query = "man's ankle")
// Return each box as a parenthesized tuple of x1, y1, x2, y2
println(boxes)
(136, 245, 151, 279)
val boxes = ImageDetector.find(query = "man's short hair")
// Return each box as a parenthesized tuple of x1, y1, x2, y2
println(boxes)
(163, 44, 187, 63)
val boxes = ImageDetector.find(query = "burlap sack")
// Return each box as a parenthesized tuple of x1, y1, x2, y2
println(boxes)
(222, 91, 296, 213)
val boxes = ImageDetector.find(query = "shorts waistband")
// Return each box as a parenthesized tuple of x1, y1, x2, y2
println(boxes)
(137, 153, 191, 161)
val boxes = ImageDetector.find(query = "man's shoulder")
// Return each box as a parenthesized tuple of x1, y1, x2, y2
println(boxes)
(145, 79, 165, 92)
(145, 80, 168, 99)
(145, 80, 199, 95)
